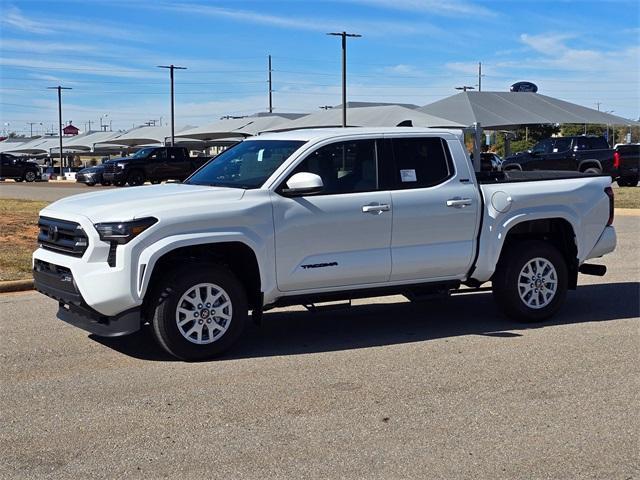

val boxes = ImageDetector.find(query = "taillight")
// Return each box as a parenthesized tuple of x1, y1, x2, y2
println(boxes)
(613, 151, 620, 169)
(604, 186, 614, 225)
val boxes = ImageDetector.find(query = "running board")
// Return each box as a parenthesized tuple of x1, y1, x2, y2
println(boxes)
(578, 264, 607, 276)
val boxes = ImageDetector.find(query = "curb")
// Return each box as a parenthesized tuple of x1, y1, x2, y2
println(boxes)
(0, 279, 34, 293)
(615, 208, 640, 216)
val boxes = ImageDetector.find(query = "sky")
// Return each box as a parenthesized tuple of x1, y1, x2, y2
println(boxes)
(1, 0, 639, 135)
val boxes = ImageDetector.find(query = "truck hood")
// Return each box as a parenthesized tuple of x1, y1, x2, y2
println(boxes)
(42, 184, 246, 222)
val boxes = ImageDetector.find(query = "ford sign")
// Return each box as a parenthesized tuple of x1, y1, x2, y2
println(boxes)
(510, 81, 538, 93)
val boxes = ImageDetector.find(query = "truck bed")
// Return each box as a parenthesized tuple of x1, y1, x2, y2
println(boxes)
(476, 170, 605, 184)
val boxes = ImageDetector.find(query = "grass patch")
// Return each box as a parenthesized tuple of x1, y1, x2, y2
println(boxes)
(614, 186, 640, 209)
(0, 199, 49, 281)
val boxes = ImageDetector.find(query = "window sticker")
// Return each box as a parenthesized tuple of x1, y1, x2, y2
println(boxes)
(400, 169, 417, 182)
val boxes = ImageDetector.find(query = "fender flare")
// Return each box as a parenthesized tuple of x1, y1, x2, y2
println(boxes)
(135, 232, 265, 299)
(578, 158, 603, 172)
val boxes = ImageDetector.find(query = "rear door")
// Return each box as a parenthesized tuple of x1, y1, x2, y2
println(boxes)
(1, 154, 20, 178)
(544, 137, 576, 170)
(385, 135, 480, 281)
(146, 148, 169, 179)
(166, 147, 192, 179)
(271, 138, 393, 291)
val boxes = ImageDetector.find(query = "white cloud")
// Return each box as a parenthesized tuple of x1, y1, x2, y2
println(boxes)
(345, 0, 497, 17)
(1, 7, 51, 34)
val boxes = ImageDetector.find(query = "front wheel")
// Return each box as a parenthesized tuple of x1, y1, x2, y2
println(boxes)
(85, 182, 95, 187)
(618, 176, 638, 187)
(149, 264, 248, 361)
(24, 171, 37, 182)
(127, 170, 145, 186)
(493, 240, 568, 322)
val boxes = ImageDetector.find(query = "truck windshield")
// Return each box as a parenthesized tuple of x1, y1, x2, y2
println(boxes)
(186, 140, 305, 189)
(132, 147, 156, 158)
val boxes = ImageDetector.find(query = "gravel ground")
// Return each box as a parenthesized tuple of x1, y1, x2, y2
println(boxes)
(1, 216, 638, 480)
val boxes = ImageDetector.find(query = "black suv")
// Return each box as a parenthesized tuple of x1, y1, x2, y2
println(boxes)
(102, 147, 207, 186)
(502, 136, 614, 175)
(0, 153, 40, 182)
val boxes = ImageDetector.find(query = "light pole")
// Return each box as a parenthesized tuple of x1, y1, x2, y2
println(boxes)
(157, 64, 187, 146)
(327, 31, 362, 127)
(27, 122, 42, 138)
(48, 86, 71, 177)
(455, 86, 475, 92)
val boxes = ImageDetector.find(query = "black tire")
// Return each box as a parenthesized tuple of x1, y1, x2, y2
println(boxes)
(127, 170, 145, 186)
(151, 180, 161, 185)
(24, 170, 37, 182)
(85, 182, 95, 187)
(14, 178, 23, 182)
(493, 240, 568, 322)
(100, 181, 111, 186)
(618, 176, 639, 187)
(149, 264, 248, 361)
(583, 167, 601, 174)
(114, 180, 125, 187)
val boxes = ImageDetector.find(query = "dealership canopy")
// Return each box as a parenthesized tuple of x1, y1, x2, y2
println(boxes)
(264, 105, 464, 132)
(98, 125, 199, 147)
(419, 91, 639, 129)
(4, 136, 61, 154)
(49, 131, 122, 153)
(176, 113, 304, 140)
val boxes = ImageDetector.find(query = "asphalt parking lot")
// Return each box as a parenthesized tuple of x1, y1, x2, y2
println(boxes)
(1, 213, 638, 479)
(0, 181, 112, 202)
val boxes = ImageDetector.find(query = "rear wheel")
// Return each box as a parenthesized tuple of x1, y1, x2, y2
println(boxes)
(618, 176, 638, 187)
(583, 167, 601, 174)
(493, 240, 568, 322)
(149, 264, 248, 361)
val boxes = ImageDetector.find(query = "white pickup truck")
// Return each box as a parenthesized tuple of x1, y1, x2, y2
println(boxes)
(33, 128, 617, 360)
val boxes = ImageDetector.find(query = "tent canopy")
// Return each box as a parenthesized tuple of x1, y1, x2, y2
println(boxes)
(49, 131, 122, 153)
(264, 105, 464, 132)
(419, 91, 639, 129)
(176, 113, 303, 140)
(5, 136, 61, 154)
(100, 125, 199, 147)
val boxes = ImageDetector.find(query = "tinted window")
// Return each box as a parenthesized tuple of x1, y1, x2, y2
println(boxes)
(167, 148, 185, 161)
(588, 137, 609, 149)
(574, 137, 590, 151)
(532, 139, 553, 154)
(187, 140, 304, 189)
(390, 137, 453, 189)
(289, 140, 378, 195)
(553, 138, 572, 152)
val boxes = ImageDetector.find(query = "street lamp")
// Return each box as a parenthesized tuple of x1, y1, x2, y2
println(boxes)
(157, 64, 187, 146)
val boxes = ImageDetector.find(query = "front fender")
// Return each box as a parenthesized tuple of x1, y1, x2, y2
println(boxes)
(135, 231, 269, 300)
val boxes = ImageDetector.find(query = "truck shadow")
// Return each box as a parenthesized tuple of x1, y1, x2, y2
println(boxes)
(90, 282, 639, 362)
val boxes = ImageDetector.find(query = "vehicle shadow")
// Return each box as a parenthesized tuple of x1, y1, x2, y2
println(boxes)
(90, 282, 639, 362)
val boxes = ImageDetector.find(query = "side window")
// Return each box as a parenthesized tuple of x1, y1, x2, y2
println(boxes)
(553, 138, 572, 152)
(167, 149, 182, 161)
(588, 137, 608, 149)
(289, 139, 378, 195)
(390, 137, 453, 189)
(532, 139, 552, 154)
(574, 137, 589, 151)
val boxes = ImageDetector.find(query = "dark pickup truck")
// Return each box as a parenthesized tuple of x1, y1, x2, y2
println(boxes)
(502, 136, 615, 176)
(0, 152, 40, 182)
(102, 146, 207, 186)
(613, 144, 639, 187)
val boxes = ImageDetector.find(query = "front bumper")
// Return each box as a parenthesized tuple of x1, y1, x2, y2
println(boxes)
(33, 259, 141, 337)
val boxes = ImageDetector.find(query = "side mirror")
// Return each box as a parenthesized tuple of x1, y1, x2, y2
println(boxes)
(281, 172, 324, 196)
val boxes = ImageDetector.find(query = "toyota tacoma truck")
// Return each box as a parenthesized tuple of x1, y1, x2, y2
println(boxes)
(33, 128, 617, 361)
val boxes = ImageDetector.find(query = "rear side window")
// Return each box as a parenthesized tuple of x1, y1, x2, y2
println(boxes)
(588, 137, 609, 149)
(389, 137, 453, 189)
(290, 139, 378, 195)
(553, 138, 572, 152)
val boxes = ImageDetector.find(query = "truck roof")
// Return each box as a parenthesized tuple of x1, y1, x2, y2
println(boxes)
(251, 127, 463, 142)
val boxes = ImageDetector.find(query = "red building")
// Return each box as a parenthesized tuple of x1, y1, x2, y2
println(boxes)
(63, 123, 79, 136)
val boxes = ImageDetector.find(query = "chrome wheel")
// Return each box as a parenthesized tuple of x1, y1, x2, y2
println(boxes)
(25, 171, 37, 182)
(518, 257, 558, 309)
(175, 282, 232, 345)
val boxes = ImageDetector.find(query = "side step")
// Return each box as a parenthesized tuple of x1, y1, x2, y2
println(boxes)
(578, 263, 607, 276)
(304, 300, 352, 313)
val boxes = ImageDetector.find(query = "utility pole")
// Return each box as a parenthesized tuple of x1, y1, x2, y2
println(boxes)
(87, 120, 92, 132)
(26, 122, 41, 138)
(319, 105, 333, 110)
(478, 62, 482, 92)
(327, 31, 362, 127)
(157, 64, 187, 146)
(268, 55, 273, 113)
(48, 86, 71, 177)
(595, 101, 601, 111)
(455, 85, 475, 92)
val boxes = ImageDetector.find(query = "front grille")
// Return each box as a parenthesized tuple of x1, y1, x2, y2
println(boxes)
(103, 163, 118, 174)
(38, 216, 88, 257)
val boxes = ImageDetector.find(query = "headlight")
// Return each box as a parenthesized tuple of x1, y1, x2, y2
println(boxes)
(116, 163, 126, 169)
(94, 217, 158, 244)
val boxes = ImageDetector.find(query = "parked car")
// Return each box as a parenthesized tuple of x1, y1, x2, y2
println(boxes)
(613, 144, 639, 187)
(33, 128, 616, 360)
(102, 146, 207, 186)
(76, 164, 111, 186)
(502, 136, 614, 175)
(0, 153, 40, 182)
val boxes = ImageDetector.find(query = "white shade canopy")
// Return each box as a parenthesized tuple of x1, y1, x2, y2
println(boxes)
(98, 125, 199, 147)
(0, 140, 28, 153)
(264, 105, 465, 132)
(50, 131, 123, 153)
(176, 114, 302, 140)
(419, 91, 640, 129)
(4, 136, 61, 154)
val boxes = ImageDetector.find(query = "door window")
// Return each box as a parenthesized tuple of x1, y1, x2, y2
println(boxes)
(552, 138, 572, 152)
(389, 137, 453, 189)
(288, 139, 378, 195)
(532, 139, 553, 154)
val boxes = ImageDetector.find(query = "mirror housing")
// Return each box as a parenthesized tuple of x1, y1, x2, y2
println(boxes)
(281, 172, 324, 196)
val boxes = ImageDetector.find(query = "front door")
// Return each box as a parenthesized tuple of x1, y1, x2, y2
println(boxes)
(271, 139, 392, 292)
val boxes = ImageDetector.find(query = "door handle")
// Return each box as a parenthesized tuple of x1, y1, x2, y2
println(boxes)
(446, 198, 473, 208)
(362, 204, 390, 214)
